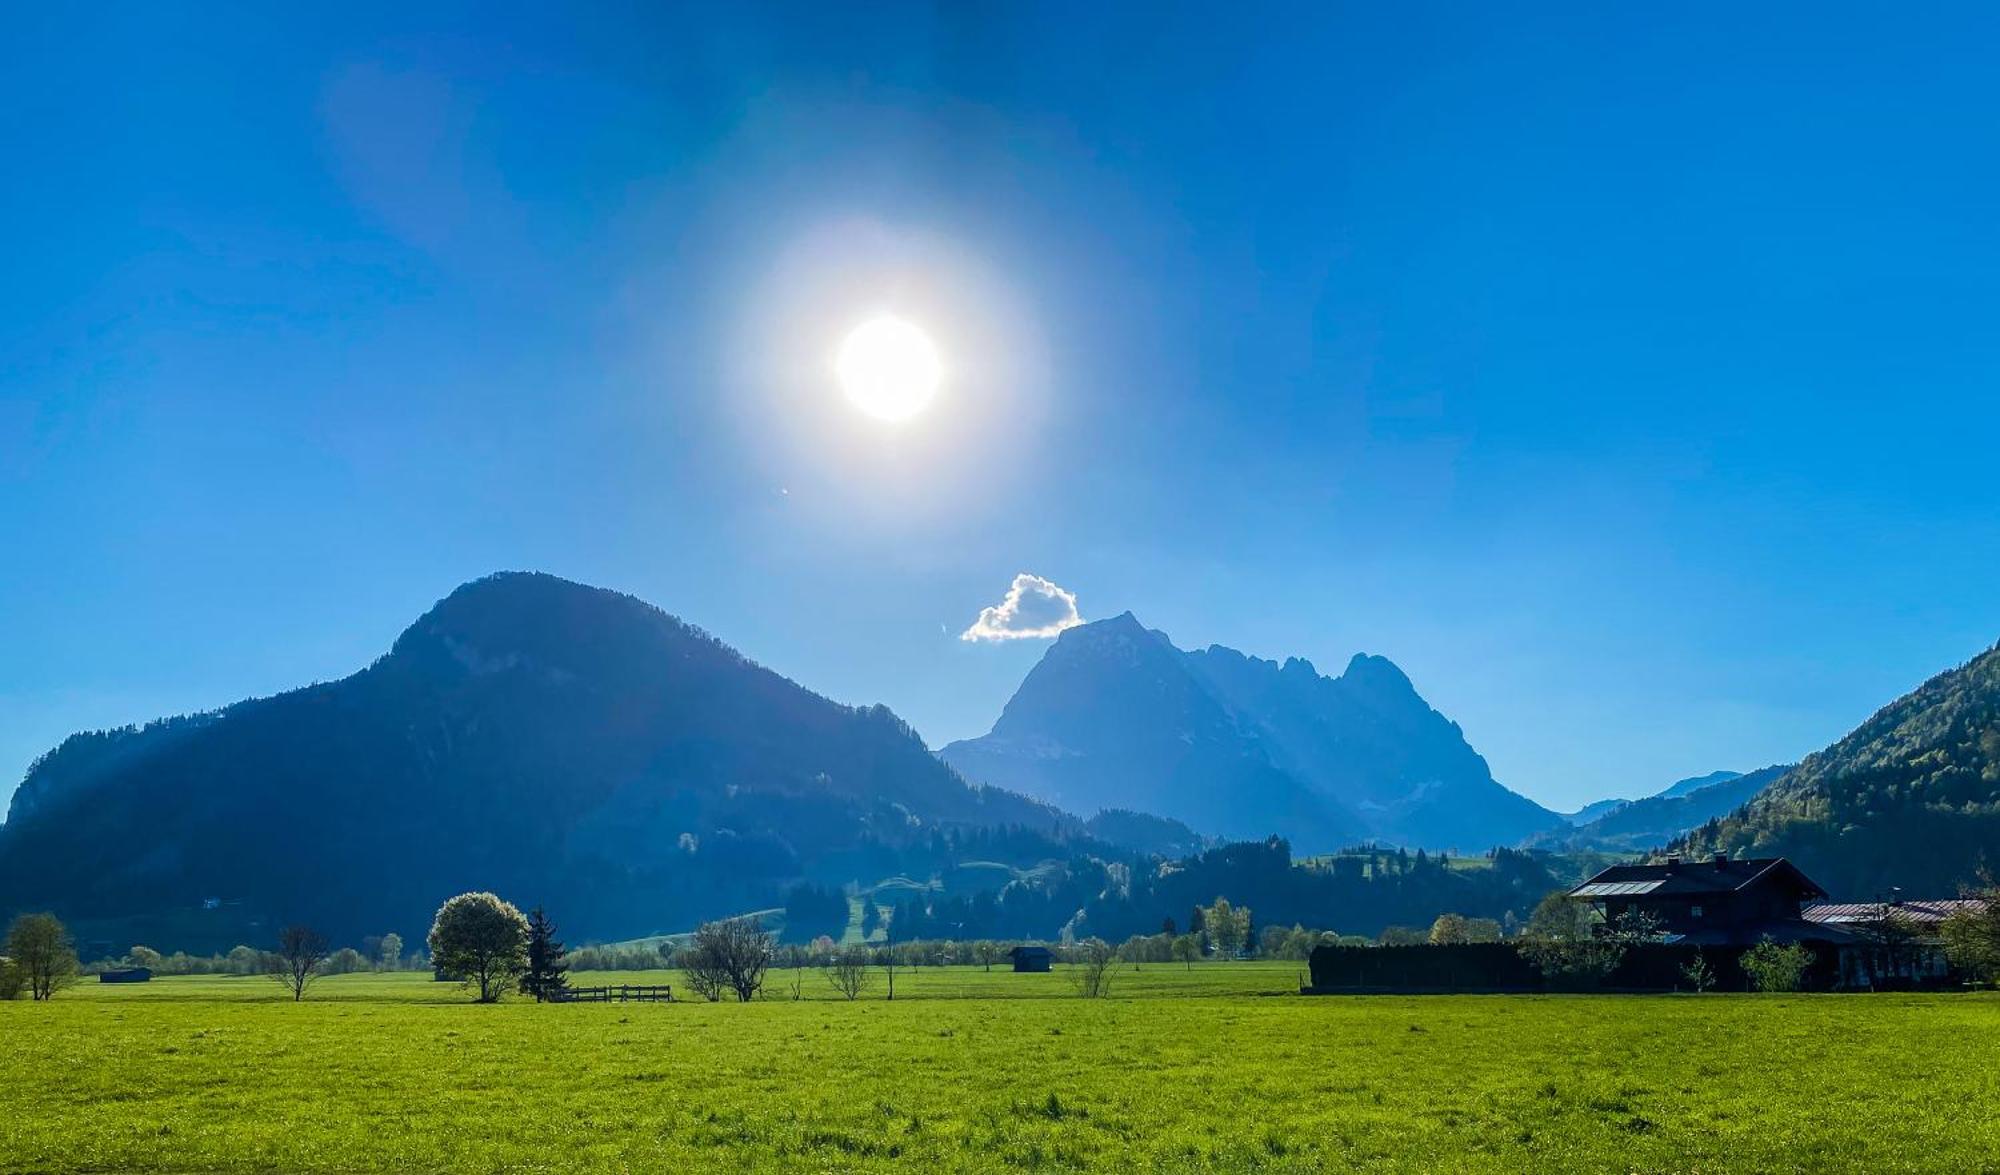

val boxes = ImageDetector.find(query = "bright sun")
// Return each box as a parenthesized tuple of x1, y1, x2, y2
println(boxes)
(836, 315, 942, 422)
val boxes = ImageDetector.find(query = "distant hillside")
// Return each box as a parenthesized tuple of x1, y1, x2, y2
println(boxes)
(1674, 642, 2000, 897)
(940, 614, 1561, 850)
(1655, 770, 1744, 801)
(1535, 766, 1788, 853)
(1562, 798, 1629, 825)
(0, 573, 1071, 950)
(1559, 770, 1744, 826)
(1082, 809, 1208, 859)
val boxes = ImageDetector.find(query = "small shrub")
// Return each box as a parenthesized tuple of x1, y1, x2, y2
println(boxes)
(1742, 939, 1814, 992)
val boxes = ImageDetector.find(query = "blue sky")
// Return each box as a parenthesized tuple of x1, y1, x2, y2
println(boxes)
(5, 3, 1999, 815)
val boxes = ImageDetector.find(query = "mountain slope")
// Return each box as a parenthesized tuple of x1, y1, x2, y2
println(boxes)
(0, 573, 1067, 948)
(1674, 642, 2000, 897)
(1655, 770, 1744, 801)
(1535, 765, 1788, 852)
(940, 614, 1561, 850)
(1563, 797, 1630, 825)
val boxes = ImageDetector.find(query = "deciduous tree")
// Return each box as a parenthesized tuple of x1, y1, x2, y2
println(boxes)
(1202, 898, 1251, 958)
(1941, 879, 2000, 984)
(2, 914, 73, 1000)
(428, 892, 530, 1003)
(1428, 914, 1471, 945)
(1515, 892, 1623, 987)
(9, 907, 81, 999)
(1070, 937, 1115, 997)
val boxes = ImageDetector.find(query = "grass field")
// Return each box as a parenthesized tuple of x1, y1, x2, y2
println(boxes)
(4, 965, 1997, 1173)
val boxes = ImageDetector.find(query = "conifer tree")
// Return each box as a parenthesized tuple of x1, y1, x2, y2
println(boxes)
(519, 906, 570, 1003)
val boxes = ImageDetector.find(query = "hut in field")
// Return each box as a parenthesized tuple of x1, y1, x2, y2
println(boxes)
(99, 968, 152, 983)
(1008, 945, 1054, 973)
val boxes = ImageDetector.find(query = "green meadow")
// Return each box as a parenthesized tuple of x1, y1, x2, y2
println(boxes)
(3, 966, 1997, 1173)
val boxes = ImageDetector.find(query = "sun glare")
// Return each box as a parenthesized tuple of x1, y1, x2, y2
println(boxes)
(837, 316, 942, 422)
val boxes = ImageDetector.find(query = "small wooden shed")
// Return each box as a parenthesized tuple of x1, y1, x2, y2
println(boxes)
(1008, 945, 1054, 973)
(99, 967, 152, 983)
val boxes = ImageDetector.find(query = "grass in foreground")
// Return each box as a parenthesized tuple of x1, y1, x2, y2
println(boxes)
(2, 967, 1997, 1172)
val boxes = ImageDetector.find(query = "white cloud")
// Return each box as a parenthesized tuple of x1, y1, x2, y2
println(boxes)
(960, 573, 1085, 642)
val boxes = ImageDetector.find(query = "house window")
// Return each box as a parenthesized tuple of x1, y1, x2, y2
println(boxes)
(1691, 905, 1703, 918)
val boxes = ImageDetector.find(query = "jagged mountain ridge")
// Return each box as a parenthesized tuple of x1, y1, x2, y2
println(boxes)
(940, 613, 1561, 850)
(0, 573, 1070, 948)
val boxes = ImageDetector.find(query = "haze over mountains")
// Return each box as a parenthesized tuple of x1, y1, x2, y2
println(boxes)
(941, 613, 1563, 850)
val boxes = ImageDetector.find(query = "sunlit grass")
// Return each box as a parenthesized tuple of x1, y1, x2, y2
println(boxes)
(4, 967, 1996, 1172)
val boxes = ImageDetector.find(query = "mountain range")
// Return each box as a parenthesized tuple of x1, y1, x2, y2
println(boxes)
(6, 570, 1994, 950)
(940, 613, 1563, 850)
(0, 573, 1073, 949)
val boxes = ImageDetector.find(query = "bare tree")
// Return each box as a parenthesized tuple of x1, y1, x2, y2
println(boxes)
(5, 913, 79, 1001)
(679, 945, 725, 1001)
(1071, 937, 1115, 998)
(826, 943, 873, 1000)
(268, 925, 330, 1001)
(683, 917, 773, 1002)
(883, 911, 896, 1001)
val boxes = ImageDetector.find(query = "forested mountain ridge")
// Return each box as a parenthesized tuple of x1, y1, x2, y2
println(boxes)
(940, 614, 1562, 851)
(1672, 641, 2000, 897)
(1655, 770, 1744, 800)
(1532, 765, 1788, 853)
(0, 573, 1073, 949)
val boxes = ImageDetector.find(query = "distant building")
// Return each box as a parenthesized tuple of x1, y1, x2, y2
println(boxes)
(1804, 898, 1985, 988)
(1008, 945, 1054, 973)
(1566, 853, 1840, 947)
(99, 968, 152, 983)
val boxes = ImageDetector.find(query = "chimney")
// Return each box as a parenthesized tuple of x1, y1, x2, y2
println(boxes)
(1712, 851, 1729, 869)
(1665, 855, 1682, 873)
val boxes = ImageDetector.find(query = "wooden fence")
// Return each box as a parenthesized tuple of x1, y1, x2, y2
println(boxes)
(554, 984, 673, 1004)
